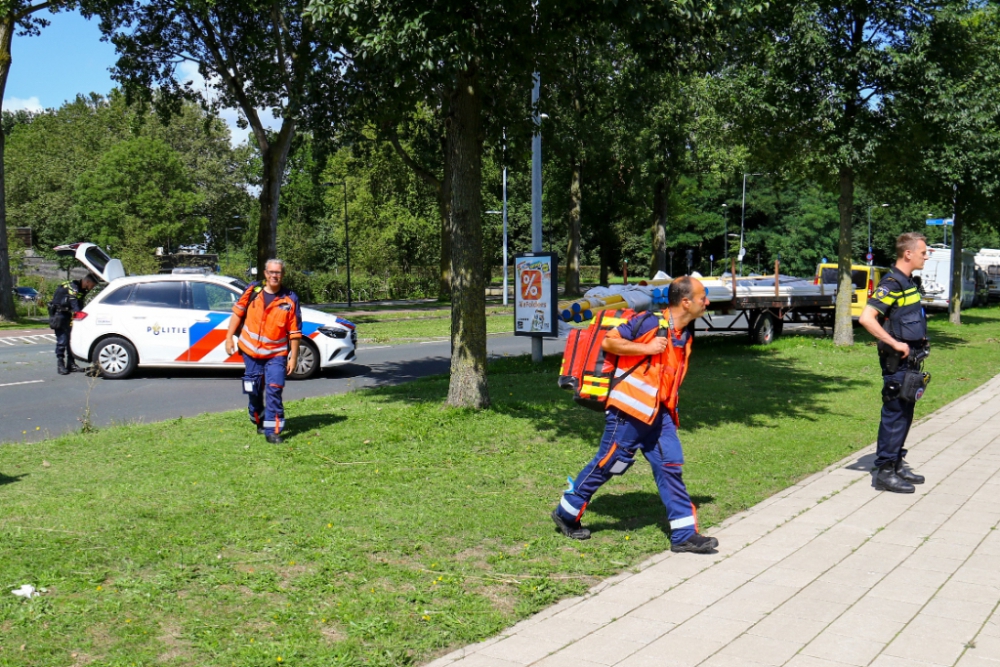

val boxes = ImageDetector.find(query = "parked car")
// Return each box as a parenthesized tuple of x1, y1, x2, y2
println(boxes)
(54, 242, 357, 380)
(813, 263, 889, 317)
(12, 286, 39, 302)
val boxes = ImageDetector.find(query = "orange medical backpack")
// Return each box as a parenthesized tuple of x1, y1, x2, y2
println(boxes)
(558, 309, 656, 411)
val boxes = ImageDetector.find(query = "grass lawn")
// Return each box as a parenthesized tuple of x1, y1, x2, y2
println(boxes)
(3, 308, 1000, 666)
(0, 318, 48, 331)
(324, 306, 515, 344)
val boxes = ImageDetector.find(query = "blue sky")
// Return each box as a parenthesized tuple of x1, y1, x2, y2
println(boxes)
(3, 9, 266, 145)
(5, 11, 115, 111)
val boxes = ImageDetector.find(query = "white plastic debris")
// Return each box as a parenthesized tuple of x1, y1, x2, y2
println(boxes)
(11, 584, 42, 599)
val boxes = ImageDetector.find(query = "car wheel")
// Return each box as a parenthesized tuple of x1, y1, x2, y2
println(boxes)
(289, 339, 319, 380)
(93, 336, 138, 379)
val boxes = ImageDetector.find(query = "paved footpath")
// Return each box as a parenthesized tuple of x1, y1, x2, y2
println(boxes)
(429, 375, 1000, 667)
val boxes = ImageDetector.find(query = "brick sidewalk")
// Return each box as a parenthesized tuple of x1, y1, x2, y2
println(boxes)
(428, 375, 1000, 667)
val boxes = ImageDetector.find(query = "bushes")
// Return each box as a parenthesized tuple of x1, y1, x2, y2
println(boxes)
(282, 268, 439, 304)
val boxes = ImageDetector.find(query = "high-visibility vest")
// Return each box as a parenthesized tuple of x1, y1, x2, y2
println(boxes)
(232, 285, 302, 359)
(605, 318, 692, 426)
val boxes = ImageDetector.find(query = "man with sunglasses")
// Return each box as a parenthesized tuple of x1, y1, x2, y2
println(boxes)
(859, 232, 930, 493)
(225, 259, 302, 444)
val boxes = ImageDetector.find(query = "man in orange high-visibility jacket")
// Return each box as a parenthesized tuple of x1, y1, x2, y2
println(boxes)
(552, 276, 719, 554)
(225, 259, 302, 444)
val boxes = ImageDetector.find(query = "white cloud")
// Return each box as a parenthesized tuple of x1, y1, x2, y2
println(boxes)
(4, 96, 43, 113)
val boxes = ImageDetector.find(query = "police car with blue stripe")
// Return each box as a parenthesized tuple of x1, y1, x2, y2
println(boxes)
(55, 243, 357, 380)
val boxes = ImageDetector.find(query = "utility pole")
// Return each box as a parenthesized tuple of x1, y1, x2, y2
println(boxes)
(531, 72, 543, 363)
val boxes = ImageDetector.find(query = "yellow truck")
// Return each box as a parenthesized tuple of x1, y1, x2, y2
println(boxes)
(814, 263, 890, 318)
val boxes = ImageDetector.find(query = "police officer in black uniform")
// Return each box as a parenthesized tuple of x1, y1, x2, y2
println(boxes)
(859, 232, 930, 493)
(48, 274, 97, 375)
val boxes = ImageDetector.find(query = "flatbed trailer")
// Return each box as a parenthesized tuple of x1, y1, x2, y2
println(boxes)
(698, 294, 836, 344)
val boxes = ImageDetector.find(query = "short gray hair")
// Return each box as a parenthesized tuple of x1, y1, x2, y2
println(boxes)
(264, 259, 285, 272)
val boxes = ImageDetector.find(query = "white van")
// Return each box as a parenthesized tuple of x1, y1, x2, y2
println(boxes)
(913, 245, 976, 310)
(974, 248, 1000, 300)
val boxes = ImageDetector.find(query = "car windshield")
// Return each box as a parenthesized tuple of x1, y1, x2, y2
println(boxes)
(820, 268, 869, 288)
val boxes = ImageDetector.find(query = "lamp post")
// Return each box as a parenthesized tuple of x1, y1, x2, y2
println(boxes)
(323, 180, 351, 307)
(740, 173, 764, 276)
(867, 203, 889, 265)
(721, 203, 728, 263)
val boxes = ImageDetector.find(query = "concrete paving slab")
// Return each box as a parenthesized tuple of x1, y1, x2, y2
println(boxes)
(427, 372, 1000, 667)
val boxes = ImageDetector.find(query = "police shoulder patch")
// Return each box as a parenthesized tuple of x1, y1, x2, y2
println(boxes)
(874, 286, 890, 299)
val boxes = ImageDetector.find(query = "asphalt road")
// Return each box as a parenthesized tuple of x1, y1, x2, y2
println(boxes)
(0, 333, 568, 445)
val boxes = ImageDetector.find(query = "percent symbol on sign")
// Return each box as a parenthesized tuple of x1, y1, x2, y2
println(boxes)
(521, 270, 542, 299)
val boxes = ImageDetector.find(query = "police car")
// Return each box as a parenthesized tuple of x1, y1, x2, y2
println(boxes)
(56, 243, 357, 380)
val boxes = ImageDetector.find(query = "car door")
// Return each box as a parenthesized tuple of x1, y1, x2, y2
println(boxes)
(126, 280, 196, 363)
(182, 280, 242, 364)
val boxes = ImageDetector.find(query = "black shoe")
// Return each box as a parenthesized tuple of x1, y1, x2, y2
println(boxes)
(68, 365, 83, 373)
(257, 427, 266, 435)
(57, 363, 69, 375)
(266, 434, 284, 444)
(894, 459, 925, 485)
(551, 509, 591, 540)
(874, 461, 915, 493)
(671, 533, 719, 554)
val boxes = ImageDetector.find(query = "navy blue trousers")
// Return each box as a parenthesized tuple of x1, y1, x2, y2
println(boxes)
(54, 323, 72, 367)
(875, 369, 915, 468)
(243, 353, 287, 436)
(555, 407, 698, 544)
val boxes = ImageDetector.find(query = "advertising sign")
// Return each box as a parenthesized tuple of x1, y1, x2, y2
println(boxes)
(514, 252, 558, 337)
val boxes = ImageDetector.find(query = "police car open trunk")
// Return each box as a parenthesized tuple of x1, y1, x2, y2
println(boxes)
(53, 243, 126, 283)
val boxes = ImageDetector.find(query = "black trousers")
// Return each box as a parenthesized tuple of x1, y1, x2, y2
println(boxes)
(54, 323, 73, 368)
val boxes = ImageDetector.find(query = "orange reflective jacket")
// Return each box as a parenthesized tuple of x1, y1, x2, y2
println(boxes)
(604, 316, 692, 426)
(232, 285, 302, 359)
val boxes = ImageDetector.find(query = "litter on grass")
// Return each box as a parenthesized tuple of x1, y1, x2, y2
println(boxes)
(11, 584, 45, 598)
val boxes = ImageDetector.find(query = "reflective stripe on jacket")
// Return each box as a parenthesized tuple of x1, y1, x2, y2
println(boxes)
(233, 285, 302, 359)
(604, 315, 692, 426)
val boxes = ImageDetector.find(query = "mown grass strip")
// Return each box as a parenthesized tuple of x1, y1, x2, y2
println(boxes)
(2, 308, 1000, 666)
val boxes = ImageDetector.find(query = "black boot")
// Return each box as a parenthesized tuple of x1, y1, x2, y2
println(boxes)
(894, 459, 925, 485)
(671, 533, 719, 554)
(57, 359, 69, 375)
(551, 509, 591, 540)
(874, 461, 915, 493)
(266, 433, 284, 444)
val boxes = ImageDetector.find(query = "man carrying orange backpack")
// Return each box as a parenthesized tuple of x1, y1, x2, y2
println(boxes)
(551, 276, 719, 554)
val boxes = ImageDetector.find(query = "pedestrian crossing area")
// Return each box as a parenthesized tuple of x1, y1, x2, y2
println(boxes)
(0, 333, 56, 346)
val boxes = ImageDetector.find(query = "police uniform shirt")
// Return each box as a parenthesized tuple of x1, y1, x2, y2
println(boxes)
(867, 267, 927, 343)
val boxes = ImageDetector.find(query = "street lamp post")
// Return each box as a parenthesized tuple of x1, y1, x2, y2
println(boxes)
(323, 181, 352, 307)
(721, 204, 728, 263)
(740, 173, 764, 276)
(867, 203, 889, 265)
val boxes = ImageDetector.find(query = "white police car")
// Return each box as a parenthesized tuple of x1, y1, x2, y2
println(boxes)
(56, 243, 357, 380)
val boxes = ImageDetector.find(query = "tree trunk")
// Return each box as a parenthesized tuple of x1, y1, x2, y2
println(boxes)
(254, 122, 295, 278)
(949, 186, 962, 325)
(565, 155, 582, 297)
(652, 174, 668, 276)
(0, 17, 16, 321)
(833, 166, 855, 345)
(445, 68, 489, 409)
(438, 145, 452, 300)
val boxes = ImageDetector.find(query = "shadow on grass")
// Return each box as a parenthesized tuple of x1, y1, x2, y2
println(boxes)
(289, 413, 347, 434)
(581, 491, 717, 537)
(0, 472, 27, 487)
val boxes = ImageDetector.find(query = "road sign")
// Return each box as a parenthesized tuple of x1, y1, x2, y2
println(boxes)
(738, 247, 746, 261)
(866, 252, 873, 262)
(926, 218, 954, 226)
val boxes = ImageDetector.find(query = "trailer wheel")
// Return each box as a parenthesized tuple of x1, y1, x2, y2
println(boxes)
(751, 312, 779, 345)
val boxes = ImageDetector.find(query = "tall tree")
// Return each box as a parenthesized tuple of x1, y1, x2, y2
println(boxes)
(95, 0, 344, 273)
(0, 0, 81, 320)
(739, 0, 948, 345)
(886, 2, 1000, 325)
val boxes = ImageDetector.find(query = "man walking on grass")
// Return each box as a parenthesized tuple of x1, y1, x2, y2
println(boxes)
(225, 259, 301, 444)
(551, 276, 720, 554)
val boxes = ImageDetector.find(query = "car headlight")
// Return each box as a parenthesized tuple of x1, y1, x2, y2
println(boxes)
(318, 326, 349, 339)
